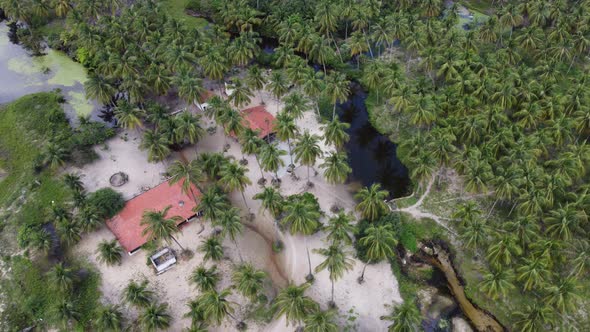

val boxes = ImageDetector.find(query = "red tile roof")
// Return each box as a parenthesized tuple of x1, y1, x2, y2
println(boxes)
(199, 90, 215, 103)
(241, 105, 276, 139)
(106, 180, 200, 253)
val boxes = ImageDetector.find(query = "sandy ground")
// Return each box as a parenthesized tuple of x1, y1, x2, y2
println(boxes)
(72, 81, 402, 331)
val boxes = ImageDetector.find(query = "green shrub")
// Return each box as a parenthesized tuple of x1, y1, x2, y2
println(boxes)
(72, 121, 115, 148)
(86, 188, 125, 219)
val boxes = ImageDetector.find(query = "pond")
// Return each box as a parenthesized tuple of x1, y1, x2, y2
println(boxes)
(337, 83, 411, 198)
(0, 22, 100, 122)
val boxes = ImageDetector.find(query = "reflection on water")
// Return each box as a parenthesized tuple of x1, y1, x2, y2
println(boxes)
(337, 84, 410, 198)
(0, 22, 100, 123)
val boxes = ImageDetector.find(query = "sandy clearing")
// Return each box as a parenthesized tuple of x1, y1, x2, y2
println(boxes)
(73, 80, 402, 331)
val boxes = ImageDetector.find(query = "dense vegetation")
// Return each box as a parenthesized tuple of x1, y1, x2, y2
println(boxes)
(2, 0, 590, 330)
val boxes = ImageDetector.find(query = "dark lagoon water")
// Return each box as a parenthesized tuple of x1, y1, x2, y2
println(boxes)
(337, 84, 410, 198)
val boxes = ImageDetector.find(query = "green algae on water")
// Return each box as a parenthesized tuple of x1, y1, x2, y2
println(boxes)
(67, 91, 93, 116)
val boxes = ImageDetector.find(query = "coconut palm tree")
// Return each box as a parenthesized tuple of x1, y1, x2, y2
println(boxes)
(240, 128, 266, 182)
(320, 151, 352, 184)
(47, 262, 76, 292)
(517, 255, 551, 291)
(53, 300, 80, 329)
(382, 300, 422, 332)
(253, 186, 284, 218)
(231, 263, 266, 301)
(94, 304, 123, 332)
(358, 224, 397, 283)
(283, 92, 310, 120)
(303, 309, 339, 332)
(96, 239, 123, 266)
(167, 160, 206, 200)
(228, 78, 253, 108)
(260, 142, 287, 181)
(140, 206, 185, 251)
(216, 207, 244, 256)
(173, 71, 204, 105)
(56, 219, 82, 247)
(273, 283, 319, 327)
(479, 268, 515, 300)
(324, 72, 350, 120)
(190, 264, 220, 293)
(294, 130, 323, 185)
(199, 236, 224, 262)
(184, 299, 208, 331)
(114, 100, 143, 130)
(139, 303, 172, 332)
(543, 276, 580, 314)
(275, 112, 299, 167)
(355, 184, 389, 222)
(123, 280, 154, 307)
(322, 118, 350, 150)
(325, 212, 355, 245)
(174, 111, 205, 147)
(282, 198, 321, 235)
(268, 71, 289, 112)
(140, 129, 171, 164)
(198, 289, 242, 327)
(43, 142, 69, 170)
(513, 303, 554, 332)
(85, 72, 115, 104)
(196, 186, 229, 223)
(63, 173, 84, 193)
(314, 244, 355, 306)
(246, 65, 266, 97)
(219, 162, 252, 209)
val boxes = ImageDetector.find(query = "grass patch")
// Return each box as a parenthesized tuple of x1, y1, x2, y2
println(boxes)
(160, 0, 209, 29)
(0, 92, 71, 217)
(459, 0, 496, 14)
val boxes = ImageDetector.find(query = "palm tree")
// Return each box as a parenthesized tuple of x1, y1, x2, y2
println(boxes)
(94, 304, 123, 332)
(167, 160, 206, 199)
(139, 303, 171, 332)
(47, 262, 76, 292)
(246, 65, 266, 97)
(320, 151, 352, 184)
(240, 128, 265, 182)
(198, 236, 224, 262)
(273, 283, 319, 327)
(114, 100, 143, 130)
(56, 219, 82, 247)
(322, 118, 350, 150)
(268, 71, 289, 112)
(294, 130, 323, 185)
(228, 78, 254, 108)
(545, 204, 586, 241)
(53, 300, 80, 329)
(123, 280, 154, 307)
(198, 289, 242, 327)
(355, 184, 389, 222)
(314, 244, 355, 306)
(216, 207, 244, 257)
(543, 276, 580, 314)
(63, 173, 84, 193)
(140, 206, 184, 251)
(253, 186, 284, 218)
(325, 212, 355, 245)
(173, 71, 204, 105)
(44, 142, 69, 170)
(96, 239, 123, 266)
(302, 70, 325, 118)
(517, 255, 550, 291)
(479, 269, 515, 300)
(260, 142, 287, 181)
(219, 162, 252, 209)
(85, 72, 115, 104)
(485, 233, 522, 268)
(513, 303, 554, 332)
(324, 72, 350, 120)
(283, 92, 310, 119)
(275, 112, 299, 167)
(174, 111, 205, 147)
(383, 300, 422, 332)
(184, 299, 207, 330)
(196, 186, 229, 223)
(282, 198, 321, 235)
(231, 263, 266, 301)
(140, 129, 171, 164)
(190, 264, 220, 292)
(358, 224, 397, 283)
(303, 309, 339, 332)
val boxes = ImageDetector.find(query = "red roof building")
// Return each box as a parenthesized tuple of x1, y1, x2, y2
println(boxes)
(241, 105, 276, 139)
(106, 180, 201, 254)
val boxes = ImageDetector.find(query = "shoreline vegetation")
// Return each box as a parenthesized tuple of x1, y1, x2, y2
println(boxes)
(1, 0, 590, 331)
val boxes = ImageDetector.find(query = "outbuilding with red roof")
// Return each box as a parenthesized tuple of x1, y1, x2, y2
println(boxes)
(240, 105, 276, 140)
(106, 180, 201, 254)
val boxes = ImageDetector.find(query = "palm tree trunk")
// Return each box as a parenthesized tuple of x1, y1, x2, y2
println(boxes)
(487, 198, 499, 218)
(508, 202, 517, 216)
(241, 191, 250, 210)
(307, 166, 311, 184)
(306, 244, 314, 281)
(255, 156, 265, 182)
(358, 263, 368, 283)
(234, 240, 243, 262)
(332, 103, 336, 120)
(171, 235, 185, 251)
(287, 137, 294, 166)
(331, 280, 335, 304)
